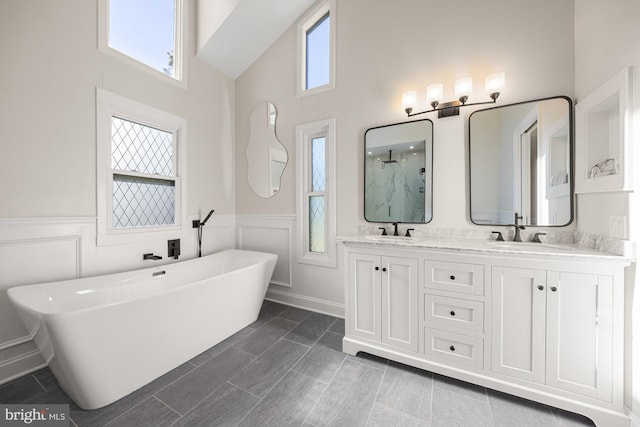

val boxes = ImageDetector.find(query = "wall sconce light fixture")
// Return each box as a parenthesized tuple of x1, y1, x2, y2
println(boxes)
(402, 72, 505, 118)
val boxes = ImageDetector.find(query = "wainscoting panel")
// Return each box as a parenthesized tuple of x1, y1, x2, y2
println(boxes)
(237, 214, 294, 288)
(0, 236, 80, 344)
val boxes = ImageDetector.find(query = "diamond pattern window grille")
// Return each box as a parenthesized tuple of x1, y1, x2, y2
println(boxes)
(110, 116, 177, 229)
(311, 137, 326, 192)
(309, 195, 325, 253)
(113, 175, 175, 228)
(111, 116, 174, 176)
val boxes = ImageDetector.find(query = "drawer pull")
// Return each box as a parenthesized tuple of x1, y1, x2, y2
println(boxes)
(375, 266, 379, 271)
(538, 285, 544, 291)
(382, 267, 387, 272)
(550, 286, 557, 292)
(449, 345, 456, 352)
(450, 310, 456, 316)
(450, 275, 456, 280)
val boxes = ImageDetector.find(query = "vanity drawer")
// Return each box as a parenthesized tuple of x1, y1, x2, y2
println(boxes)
(424, 260, 484, 295)
(425, 294, 484, 335)
(424, 328, 484, 369)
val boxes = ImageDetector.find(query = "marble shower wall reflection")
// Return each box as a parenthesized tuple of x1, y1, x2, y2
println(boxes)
(246, 102, 287, 198)
(364, 119, 433, 223)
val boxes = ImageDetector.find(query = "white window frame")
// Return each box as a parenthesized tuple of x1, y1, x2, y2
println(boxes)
(96, 88, 188, 246)
(296, 118, 336, 267)
(297, 0, 336, 98)
(97, 0, 187, 88)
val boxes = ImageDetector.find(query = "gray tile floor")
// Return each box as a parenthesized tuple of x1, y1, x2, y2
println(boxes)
(0, 301, 596, 427)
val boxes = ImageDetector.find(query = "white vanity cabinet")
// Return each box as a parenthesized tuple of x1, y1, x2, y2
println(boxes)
(423, 259, 486, 369)
(347, 251, 419, 352)
(492, 267, 614, 401)
(341, 238, 629, 427)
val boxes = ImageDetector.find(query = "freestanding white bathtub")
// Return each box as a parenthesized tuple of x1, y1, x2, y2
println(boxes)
(7, 249, 277, 410)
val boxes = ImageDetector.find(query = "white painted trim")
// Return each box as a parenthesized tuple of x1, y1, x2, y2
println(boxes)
(97, 0, 188, 89)
(0, 217, 96, 226)
(627, 407, 640, 427)
(296, 0, 336, 98)
(296, 118, 337, 268)
(266, 288, 344, 318)
(575, 66, 633, 193)
(237, 214, 294, 288)
(96, 88, 188, 246)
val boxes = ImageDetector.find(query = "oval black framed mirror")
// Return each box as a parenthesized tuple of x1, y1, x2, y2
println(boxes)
(469, 96, 573, 226)
(364, 119, 434, 223)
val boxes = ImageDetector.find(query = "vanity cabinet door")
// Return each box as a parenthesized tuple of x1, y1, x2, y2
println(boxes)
(347, 253, 381, 342)
(491, 266, 547, 383)
(492, 267, 615, 401)
(347, 252, 418, 352)
(382, 256, 418, 352)
(546, 272, 613, 401)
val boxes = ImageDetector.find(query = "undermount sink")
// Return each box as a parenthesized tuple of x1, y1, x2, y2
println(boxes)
(365, 235, 413, 242)
(487, 241, 572, 251)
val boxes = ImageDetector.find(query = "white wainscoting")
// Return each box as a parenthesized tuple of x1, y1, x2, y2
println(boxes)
(237, 214, 344, 318)
(0, 214, 236, 385)
(237, 214, 294, 288)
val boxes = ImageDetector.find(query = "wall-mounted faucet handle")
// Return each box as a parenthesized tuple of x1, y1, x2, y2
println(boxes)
(378, 227, 387, 236)
(405, 228, 414, 237)
(491, 231, 504, 241)
(531, 232, 547, 243)
(143, 253, 162, 260)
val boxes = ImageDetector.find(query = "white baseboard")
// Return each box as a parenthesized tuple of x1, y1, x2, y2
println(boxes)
(0, 341, 46, 385)
(628, 408, 640, 427)
(266, 287, 344, 318)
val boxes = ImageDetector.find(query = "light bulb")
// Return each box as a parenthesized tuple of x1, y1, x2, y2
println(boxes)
(485, 72, 505, 100)
(454, 77, 473, 103)
(426, 83, 443, 109)
(402, 90, 417, 114)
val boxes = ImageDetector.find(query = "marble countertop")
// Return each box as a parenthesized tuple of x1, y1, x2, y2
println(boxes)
(337, 235, 633, 263)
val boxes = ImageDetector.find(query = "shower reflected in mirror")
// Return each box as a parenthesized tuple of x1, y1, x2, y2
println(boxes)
(364, 119, 434, 223)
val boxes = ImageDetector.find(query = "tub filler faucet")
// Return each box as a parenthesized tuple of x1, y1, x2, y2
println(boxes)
(193, 209, 215, 258)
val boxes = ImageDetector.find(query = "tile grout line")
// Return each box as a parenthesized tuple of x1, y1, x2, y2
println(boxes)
(32, 374, 47, 393)
(365, 360, 388, 425)
(152, 394, 182, 418)
(302, 354, 349, 425)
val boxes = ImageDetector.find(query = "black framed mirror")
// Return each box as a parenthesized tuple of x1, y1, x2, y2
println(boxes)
(469, 96, 573, 226)
(364, 119, 434, 223)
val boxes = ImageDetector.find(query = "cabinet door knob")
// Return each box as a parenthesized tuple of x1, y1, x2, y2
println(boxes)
(450, 311, 456, 316)
(550, 286, 557, 292)
(449, 345, 456, 352)
(382, 267, 387, 272)
(538, 285, 544, 291)
(450, 275, 456, 280)
(375, 266, 379, 271)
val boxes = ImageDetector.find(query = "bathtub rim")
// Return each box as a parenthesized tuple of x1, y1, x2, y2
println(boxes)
(7, 249, 278, 317)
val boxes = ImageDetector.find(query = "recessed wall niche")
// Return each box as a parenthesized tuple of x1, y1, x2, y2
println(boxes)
(575, 66, 633, 193)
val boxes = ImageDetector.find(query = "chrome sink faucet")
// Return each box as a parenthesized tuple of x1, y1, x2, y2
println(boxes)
(512, 213, 525, 242)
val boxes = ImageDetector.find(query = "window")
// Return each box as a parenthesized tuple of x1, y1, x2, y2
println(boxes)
(298, 0, 336, 96)
(296, 118, 336, 266)
(98, 0, 185, 82)
(96, 89, 187, 245)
